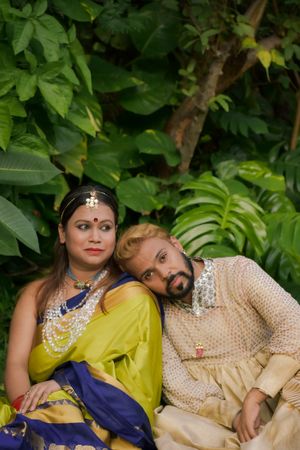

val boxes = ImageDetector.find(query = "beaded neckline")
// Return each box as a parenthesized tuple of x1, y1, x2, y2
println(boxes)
(174, 258, 216, 316)
(42, 269, 108, 357)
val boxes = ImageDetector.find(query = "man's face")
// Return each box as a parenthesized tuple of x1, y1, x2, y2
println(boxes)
(124, 237, 194, 301)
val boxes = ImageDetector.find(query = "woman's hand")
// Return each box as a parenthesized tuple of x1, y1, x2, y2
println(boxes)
(233, 388, 267, 443)
(19, 380, 61, 413)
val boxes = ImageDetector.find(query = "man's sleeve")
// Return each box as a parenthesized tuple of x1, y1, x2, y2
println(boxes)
(241, 258, 300, 397)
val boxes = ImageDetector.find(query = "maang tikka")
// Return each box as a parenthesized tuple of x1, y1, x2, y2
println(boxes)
(86, 191, 99, 208)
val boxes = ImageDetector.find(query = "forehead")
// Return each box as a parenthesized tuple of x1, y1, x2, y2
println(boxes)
(125, 237, 173, 275)
(69, 203, 115, 223)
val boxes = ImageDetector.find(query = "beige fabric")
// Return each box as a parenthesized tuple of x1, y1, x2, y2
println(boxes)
(155, 256, 300, 449)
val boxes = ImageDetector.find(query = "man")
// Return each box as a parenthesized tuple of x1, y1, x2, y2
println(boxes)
(115, 223, 300, 450)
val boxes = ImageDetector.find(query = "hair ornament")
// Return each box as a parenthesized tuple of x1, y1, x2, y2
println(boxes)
(86, 191, 99, 209)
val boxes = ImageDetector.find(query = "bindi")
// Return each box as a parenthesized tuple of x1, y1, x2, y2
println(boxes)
(93, 217, 98, 223)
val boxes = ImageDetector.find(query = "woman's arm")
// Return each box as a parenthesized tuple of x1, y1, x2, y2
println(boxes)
(4, 280, 41, 403)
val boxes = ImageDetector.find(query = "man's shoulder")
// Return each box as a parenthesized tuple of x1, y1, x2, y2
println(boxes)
(212, 254, 254, 269)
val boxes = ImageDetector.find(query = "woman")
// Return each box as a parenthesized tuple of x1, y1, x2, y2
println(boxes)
(0, 185, 162, 449)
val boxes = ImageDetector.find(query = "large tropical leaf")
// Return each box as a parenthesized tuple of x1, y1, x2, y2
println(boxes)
(0, 103, 12, 150)
(172, 172, 267, 257)
(90, 56, 143, 93)
(271, 148, 300, 195)
(116, 177, 164, 213)
(129, 4, 180, 57)
(52, 0, 102, 22)
(0, 196, 39, 253)
(237, 160, 285, 191)
(265, 212, 300, 260)
(136, 129, 181, 167)
(0, 151, 61, 185)
(0, 223, 20, 256)
(84, 143, 121, 189)
(119, 60, 175, 115)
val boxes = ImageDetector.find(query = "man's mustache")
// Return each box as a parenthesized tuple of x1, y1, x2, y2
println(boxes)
(167, 272, 187, 289)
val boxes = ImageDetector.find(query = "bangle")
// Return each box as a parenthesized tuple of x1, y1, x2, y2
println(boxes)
(11, 394, 25, 411)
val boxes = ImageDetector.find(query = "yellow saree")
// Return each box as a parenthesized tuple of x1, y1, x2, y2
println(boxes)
(0, 275, 162, 449)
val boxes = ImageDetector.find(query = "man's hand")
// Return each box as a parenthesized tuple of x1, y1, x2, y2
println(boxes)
(233, 388, 267, 443)
(19, 380, 61, 413)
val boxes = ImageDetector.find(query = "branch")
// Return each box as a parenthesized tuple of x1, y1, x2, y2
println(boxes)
(166, 44, 232, 172)
(245, 0, 268, 30)
(165, 0, 270, 173)
(217, 35, 282, 93)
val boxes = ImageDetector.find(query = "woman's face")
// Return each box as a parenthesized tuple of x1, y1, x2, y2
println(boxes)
(58, 203, 117, 272)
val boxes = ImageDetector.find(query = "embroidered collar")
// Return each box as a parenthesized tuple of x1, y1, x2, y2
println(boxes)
(174, 258, 216, 316)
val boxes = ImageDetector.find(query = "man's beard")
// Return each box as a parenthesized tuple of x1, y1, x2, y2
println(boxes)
(165, 253, 194, 300)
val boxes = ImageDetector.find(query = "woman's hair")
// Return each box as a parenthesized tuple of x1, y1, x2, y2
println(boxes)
(115, 223, 170, 270)
(37, 184, 120, 314)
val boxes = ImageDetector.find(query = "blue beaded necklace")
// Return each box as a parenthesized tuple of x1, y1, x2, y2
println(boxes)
(66, 267, 103, 290)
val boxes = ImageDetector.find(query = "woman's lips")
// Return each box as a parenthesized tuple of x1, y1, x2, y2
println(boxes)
(85, 248, 103, 254)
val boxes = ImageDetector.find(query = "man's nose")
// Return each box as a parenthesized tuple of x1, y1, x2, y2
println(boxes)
(158, 267, 170, 281)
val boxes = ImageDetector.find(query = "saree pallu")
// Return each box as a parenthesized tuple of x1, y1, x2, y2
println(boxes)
(0, 275, 162, 449)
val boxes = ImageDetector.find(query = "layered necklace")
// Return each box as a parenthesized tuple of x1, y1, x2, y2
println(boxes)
(42, 268, 108, 357)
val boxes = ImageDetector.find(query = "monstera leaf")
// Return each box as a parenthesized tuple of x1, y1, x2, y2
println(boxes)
(172, 172, 267, 258)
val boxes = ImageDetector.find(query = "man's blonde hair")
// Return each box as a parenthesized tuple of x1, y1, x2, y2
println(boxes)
(115, 223, 170, 269)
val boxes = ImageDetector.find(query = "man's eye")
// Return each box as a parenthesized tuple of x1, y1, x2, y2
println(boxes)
(160, 253, 166, 262)
(143, 271, 153, 281)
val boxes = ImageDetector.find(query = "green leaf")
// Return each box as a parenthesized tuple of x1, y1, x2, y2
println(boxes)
(90, 56, 143, 93)
(38, 78, 73, 117)
(0, 223, 20, 256)
(238, 161, 285, 191)
(270, 49, 286, 67)
(16, 71, 37, 101)
(84, 144, 121, 189)
(0, 95, 26, 117)
(136, 129, 180, 166)
(32, 0, 48, 17)
(69, 39, 92, 93)
(21, 174, 69, 210)
(33, 18, 60, 61)
(0, 196, 40, 253)
(66, 92, 101, 136)
(56, 140, 87, 178)
(0, 44, 15, 69)
(129, 4, 180, 57)
(0, 151, 61, 185)
(119, 61, 175, 115)
(257, 49, 272, 70)
(52, 0, 102, 21)
(8, 134, 51, 158)
(241, 37, 257, 49)
(38, 14, 68, 44)
(266, 212, 300, 259)
(0, 70, 16, 96)
(17, 198, 50, 237)
(53, 126, 82, 153)
(172, 173, 267, 257)
(116, 177, 164, 213)
(12, 19, 34, 54)
(0, 104, 12, 150)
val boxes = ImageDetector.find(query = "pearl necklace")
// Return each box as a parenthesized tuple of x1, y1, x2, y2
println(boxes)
(42, 269, 108, 357)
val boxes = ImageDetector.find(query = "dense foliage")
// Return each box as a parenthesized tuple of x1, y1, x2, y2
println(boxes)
(0, 0, 299, 382)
